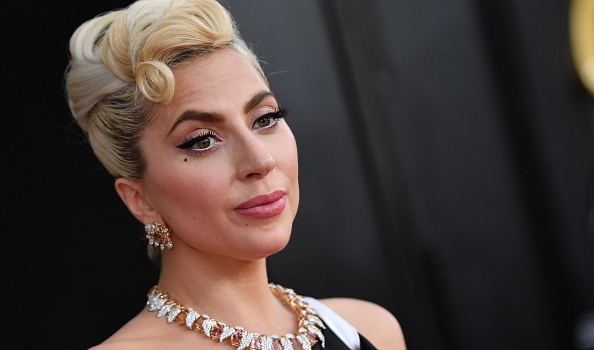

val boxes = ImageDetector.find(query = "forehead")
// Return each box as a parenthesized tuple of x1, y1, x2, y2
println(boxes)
(147, 48, 271, 135)
(173, 49, 267, 107)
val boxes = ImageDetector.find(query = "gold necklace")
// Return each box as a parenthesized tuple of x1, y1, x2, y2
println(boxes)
(147, 283, 326, 350)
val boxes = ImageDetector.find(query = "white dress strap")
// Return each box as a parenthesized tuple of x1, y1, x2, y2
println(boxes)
(304, 297, 361, 350)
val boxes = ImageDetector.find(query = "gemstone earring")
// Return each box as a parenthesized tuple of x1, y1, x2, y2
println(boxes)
(145, 223, 173, 250)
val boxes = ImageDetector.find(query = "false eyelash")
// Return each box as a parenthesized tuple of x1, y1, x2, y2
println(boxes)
(177, 130, 217, 150)
(253, 106, 289, 130)
(274, 106, 289, 119)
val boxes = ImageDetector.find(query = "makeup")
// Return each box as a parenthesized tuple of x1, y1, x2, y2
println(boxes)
(235, 190, 286, 218)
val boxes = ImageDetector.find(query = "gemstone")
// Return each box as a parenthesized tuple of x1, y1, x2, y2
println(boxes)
(261, 335, 273, 350)
(147, 293, 159, 311)
(185, 309, 200, 329)
(251, 335, 262, 349)
(272, 337, 283, 350)
(167, 307, 182, 324)
(237, 332, 254, 350)
(219, 325, 234, 342)
(175, 310, 186, 324)
(231, 329, 243, 347)
(296, 334, 311, 350)
(306, 325, 324, 347)
(194, 315, 209, 332)
(290, 337, 301, 350)
(155, 297, 167, 310)
(210, 324, 223, 340)
(202, 318, 217, 337)
(307, 315, 325, 329)
(157, 303, 172, 318)
(280, 337, 294, 350)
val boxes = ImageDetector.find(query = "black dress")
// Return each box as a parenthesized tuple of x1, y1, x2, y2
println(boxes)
(311, 327, 378, 349)
(305, 297, 379, 350)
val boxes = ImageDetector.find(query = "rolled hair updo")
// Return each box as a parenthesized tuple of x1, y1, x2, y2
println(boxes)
(65, 0, 266, 180)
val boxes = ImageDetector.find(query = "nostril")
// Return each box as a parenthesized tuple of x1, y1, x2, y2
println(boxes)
(236, 135, 276, 180)
(243, 157, 274, 179)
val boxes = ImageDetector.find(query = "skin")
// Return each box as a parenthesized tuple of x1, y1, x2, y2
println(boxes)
(93, 48, 405, 350)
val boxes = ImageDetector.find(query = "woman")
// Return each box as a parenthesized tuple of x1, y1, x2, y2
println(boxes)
(65, 0, 406, 349)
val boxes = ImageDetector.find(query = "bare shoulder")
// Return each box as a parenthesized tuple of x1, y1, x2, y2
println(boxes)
(319, 298, 406, 350)
(88, 333, 154, 350)
(89, 340, 143, 350)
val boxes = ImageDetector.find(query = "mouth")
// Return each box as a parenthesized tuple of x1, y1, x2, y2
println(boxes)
(235, 190, 286, 218)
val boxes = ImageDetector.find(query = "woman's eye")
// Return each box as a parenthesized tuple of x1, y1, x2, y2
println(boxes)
(253, 107, 287, 130)
(195, 136, 214, 149)
(177, 133, 217, 151)
(256, 116, 273, 128)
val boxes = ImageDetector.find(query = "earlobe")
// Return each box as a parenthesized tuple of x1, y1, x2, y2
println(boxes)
(114, 178, 159, 224)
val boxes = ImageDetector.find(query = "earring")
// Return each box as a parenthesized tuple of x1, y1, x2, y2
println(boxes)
(145, 223, 173, 250)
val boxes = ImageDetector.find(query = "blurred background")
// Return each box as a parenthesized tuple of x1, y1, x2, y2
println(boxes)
(2, 0, 594, 349)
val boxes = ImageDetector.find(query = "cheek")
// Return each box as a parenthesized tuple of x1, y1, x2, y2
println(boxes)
(147, 162, 227, 220)
(282, 138, 300, 214)
(276, 128, 299, 176)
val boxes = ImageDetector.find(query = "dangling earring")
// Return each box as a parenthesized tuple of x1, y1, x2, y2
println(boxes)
(145, 223, 173, 250)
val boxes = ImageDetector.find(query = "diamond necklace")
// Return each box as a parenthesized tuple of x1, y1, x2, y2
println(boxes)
(147, 283, 326, 350)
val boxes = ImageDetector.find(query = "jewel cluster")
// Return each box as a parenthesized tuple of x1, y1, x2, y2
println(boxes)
(144, 223, 173, 250)
(147, 283, 326, 350)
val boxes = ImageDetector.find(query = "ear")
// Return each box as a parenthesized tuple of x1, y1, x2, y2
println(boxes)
(114, 178, 160, 224)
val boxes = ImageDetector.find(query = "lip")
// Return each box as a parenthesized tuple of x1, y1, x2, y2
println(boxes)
(235, 190, 286, 218)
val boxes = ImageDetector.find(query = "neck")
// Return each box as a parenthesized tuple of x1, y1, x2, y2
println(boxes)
(155, 245, 284, 329)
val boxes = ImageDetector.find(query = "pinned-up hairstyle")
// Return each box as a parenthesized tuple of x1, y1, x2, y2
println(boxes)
(65, 0, 266, 180)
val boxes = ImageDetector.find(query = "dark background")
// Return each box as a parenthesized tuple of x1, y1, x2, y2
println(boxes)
(2, 0, 594, 349)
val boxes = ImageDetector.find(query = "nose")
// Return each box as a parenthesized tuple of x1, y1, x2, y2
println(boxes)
(236, 134, 275, 180)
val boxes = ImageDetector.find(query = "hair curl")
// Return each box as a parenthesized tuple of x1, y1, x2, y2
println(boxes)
(65, 0, 266, 180)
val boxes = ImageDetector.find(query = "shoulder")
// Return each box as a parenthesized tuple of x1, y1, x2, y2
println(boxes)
(87, 327, 160, 350)
(319, 298, 406, 350)
(88, 337, 156, 350)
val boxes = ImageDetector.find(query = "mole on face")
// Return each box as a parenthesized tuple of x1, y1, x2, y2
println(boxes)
(184, 158, 187, 162)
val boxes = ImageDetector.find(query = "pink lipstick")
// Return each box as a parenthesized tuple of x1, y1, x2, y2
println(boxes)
(235, 190, 286, 218)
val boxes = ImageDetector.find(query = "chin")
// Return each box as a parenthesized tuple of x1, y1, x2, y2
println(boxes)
(247, 229, 292, 260)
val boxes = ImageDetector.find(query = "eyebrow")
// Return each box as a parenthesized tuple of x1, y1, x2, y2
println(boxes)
(244, 91, 274, 114)
(167, 90, 275, 136)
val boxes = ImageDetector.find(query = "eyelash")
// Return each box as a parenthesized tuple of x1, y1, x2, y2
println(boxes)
(176, 106, 289, 153)
(177, 130, 218, 152)
(255, 106, 288, 130)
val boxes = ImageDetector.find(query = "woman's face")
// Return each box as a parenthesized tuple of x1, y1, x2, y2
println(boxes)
(139, 48, 299, 261)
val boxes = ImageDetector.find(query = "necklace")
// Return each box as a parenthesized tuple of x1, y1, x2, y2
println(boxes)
(147, 283, 326, 350)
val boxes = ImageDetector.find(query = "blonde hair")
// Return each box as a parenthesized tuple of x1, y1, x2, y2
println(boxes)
(65, 0, 266, 180)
